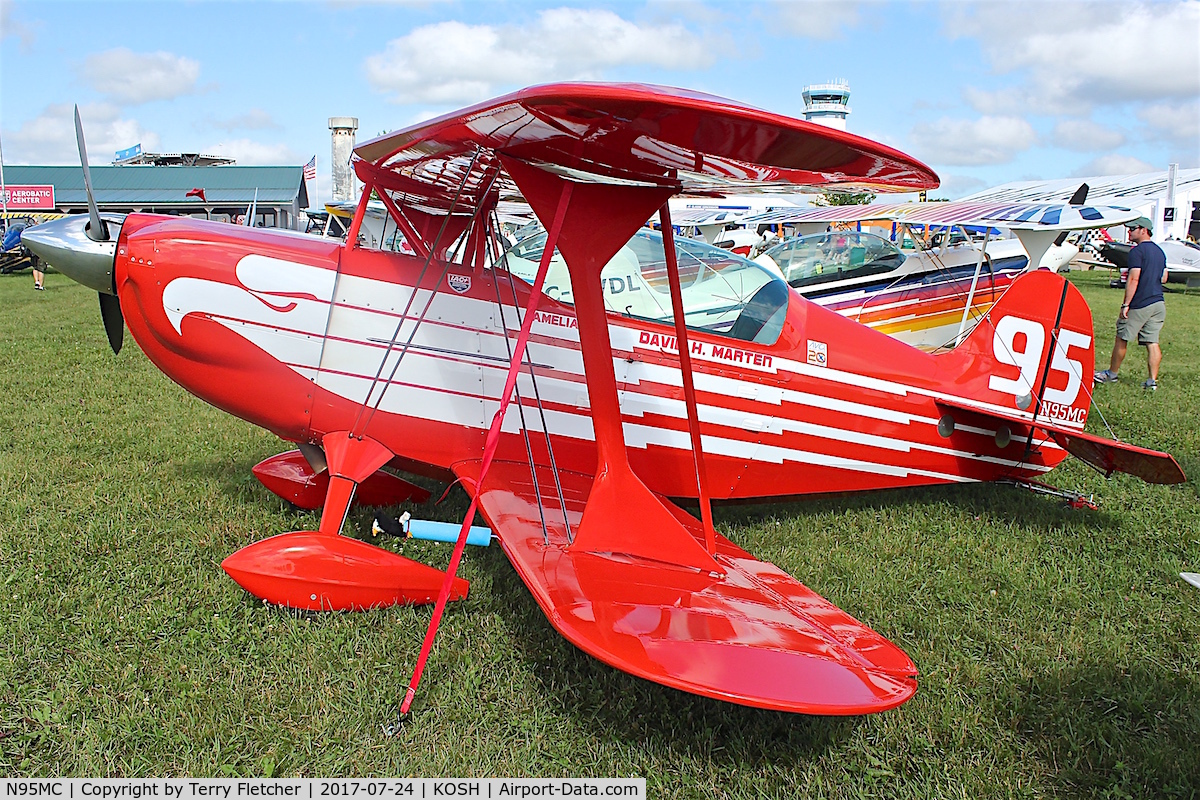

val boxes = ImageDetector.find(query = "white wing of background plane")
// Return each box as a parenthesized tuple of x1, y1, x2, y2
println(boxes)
(743, 200, 1140, 268)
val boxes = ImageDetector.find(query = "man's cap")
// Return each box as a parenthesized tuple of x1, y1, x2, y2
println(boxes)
(1126, 216, 1153, 232)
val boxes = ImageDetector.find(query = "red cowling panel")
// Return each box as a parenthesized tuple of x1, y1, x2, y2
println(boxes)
(252, 450, 431, 510)
(222, 531, 468, 611)
(454, 459, 916, 715)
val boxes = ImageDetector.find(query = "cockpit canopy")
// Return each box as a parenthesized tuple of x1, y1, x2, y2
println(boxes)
(759, 231, 907, 289)
(503, 228, 790, 346)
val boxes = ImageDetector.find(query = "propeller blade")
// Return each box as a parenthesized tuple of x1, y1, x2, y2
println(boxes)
(74, 106, 108, 243)
(1054, 183, 1091, 247)
(98, 292, 124, 354)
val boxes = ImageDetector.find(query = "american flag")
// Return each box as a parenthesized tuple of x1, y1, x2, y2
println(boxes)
(303, 156, 317, 181)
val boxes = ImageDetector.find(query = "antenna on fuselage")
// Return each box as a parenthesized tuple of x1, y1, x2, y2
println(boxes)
(245, 188, 259, 227)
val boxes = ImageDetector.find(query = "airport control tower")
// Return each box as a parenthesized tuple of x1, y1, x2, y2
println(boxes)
(802, 80, 851, 130)
(329, 116, 359, 202)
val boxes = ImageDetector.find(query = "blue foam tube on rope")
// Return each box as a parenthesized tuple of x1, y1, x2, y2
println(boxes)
(407, 518, 492, 547)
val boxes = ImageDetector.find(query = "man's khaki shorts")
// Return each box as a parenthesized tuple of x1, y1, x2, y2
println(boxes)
(1117, 300, 1166, 345)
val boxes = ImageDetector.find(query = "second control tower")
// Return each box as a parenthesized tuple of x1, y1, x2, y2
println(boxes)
(802, 80, 851, 130)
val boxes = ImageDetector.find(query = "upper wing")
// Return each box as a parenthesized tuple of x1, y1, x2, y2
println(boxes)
(934, 397, 1185, 485)
(743, 200, 1141, 231)
(451, 458, 918, 715)
(353, 82, 939, 212)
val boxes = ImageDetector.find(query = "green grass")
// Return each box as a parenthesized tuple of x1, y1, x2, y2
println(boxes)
(1, 267, 1198, 797)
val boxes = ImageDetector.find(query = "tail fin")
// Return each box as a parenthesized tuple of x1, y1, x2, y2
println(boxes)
(937, 271, 1184, 484)
(941, 270, 1094, 429)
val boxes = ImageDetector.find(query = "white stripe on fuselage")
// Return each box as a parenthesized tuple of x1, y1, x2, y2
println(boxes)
(159, 257, 1055, 481)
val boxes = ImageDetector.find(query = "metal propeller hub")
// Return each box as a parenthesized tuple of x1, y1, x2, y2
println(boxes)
(20, 215, 121, 295)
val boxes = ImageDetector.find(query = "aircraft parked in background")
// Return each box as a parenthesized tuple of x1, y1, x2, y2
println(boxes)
(1097, 236, 1200, 289)
(742, 199, 1138, 349)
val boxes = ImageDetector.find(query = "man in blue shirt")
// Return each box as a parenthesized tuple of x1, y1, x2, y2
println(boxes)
(1095, 217, 1169, 389)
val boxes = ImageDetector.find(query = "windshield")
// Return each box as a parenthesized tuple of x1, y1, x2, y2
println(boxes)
(762, 231, 907, 289)
(502, 228, 789, 345)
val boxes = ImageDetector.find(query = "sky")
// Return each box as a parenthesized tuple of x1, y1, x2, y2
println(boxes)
(1, 0, 1197, 204)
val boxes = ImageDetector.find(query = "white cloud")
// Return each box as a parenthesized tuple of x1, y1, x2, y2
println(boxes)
(364, 8, 712, 104)
(2, 103, 160, 165)
(962, 85, 1057, 116)
(1, 0, 35, 50)
(1138, 100, 1200, 151)
(209, 109, 282, 132)
(1071, 153, 1158, 177)
(203, 139, 302, 166)
(327, 0, 449, 5)
(935, 173, 989, 198)
(650, 0, 732, 27)
(80, 48, 201, 105)
(1051, 119, 1126, 152)
(951, 1, 1200, 114)
(771, 0, 863, 38)
(909, 116, 1038, 166)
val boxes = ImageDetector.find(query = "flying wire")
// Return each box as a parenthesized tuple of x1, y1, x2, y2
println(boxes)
(486, 211, 552, 546)
(493, 208, 573, 543)
(351, 151, 494, 438)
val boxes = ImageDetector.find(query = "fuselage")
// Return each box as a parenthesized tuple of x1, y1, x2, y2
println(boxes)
(116, 213, 1068, 501)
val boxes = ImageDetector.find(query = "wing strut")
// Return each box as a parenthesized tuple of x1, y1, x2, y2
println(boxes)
(954, 227, 991, 346)
(658, 204, 717, 554)
(348, 153, 493, 440)
(397, 179, 575, 721)
(373, 187, 431, 260)
(500, 156, 721, 574)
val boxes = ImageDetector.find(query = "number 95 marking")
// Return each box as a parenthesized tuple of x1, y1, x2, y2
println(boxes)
(988, 315, 1091, 407)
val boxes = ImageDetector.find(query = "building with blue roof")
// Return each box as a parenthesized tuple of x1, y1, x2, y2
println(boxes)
(2, 164, 309, 230)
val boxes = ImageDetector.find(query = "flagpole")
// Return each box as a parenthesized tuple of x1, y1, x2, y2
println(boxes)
(0, 130, 9, 235)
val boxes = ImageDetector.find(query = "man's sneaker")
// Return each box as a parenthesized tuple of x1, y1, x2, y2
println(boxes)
(1143, 379, 1158, 391)
(1094, 369, 1119, 384)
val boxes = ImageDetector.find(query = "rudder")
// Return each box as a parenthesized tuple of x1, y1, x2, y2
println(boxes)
(938, 270, 1095, 429)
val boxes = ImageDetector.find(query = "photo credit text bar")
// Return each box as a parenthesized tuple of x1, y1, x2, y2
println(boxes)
(0, 779, 645, 800)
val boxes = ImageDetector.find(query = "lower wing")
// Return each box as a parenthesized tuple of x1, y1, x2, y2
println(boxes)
(451, 458, 917, 715)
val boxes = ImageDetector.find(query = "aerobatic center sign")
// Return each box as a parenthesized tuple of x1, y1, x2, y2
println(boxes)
(2, 185, 55, 210)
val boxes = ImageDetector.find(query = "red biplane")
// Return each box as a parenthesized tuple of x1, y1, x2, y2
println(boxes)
(25, 85, 1183, 718)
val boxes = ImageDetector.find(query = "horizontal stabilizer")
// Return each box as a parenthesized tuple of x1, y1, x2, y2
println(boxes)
(453, 459, 917, 715)
(1049, 428, 1185, 485)
(935, 398, 1185, 485)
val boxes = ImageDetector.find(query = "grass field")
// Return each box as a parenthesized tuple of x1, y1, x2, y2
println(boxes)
(1, 265, 1198, 797)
